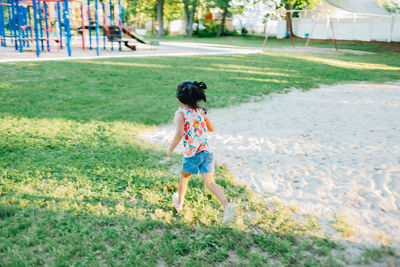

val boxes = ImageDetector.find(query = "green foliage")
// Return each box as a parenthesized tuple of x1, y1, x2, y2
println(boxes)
(198, 20, 220, 37)
(124, 0, 185, 26)
(376, 0, 400, 12)
(252, 0, 321, 11)
(215, 0, 231, 10)
(257, 0, 321, 20)
(165, 0, 184, 22)
(282, 0, 321, 10)
(223, 29, 239, 36)
(127, 0, 156, 16)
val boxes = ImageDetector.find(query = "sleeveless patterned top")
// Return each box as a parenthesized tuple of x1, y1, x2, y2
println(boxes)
(174, 107, 209, 158)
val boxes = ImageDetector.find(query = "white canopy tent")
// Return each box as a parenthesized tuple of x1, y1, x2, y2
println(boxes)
(325, 0, 391, 15)
(276, 0, 400, 42)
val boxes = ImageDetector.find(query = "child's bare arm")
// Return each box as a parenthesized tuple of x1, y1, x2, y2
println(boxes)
(205, 117, 215, 132)
(167, 112, 184, 157)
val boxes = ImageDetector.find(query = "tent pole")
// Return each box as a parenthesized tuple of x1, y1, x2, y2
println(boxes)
(389, 14, 394, 42)
(262, 19, 270, 49)
(369, 15, 373, 42)
(352, 14, 356, 41)
(305, 11, 321, 51)
(328, 12, 338, 51)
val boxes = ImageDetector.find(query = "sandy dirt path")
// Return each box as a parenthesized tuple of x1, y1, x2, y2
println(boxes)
(142, 82, 400, 249)
(0, 41, 260, 62)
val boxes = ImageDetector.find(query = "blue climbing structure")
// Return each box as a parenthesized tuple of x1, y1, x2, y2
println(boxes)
(0, 0, 71, 57)
(0, 0, 155, 57)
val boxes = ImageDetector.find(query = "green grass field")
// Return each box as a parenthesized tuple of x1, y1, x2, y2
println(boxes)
(157, 35, 400, 53)
(1, 43, 399, 265)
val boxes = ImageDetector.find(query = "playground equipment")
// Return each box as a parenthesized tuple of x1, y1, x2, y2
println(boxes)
(0, 0, 155, 57)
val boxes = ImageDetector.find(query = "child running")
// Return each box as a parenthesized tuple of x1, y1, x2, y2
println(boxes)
(167, 80, 235, 226)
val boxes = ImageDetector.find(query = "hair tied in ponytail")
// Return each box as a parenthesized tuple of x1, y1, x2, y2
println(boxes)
(176, 80, 207, 110)
(195, 81, 207, 90)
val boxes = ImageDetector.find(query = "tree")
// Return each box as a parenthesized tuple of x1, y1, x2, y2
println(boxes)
(183, 0, 199, 37)
(376, 0, 400, 12)
(125, 0, 157, 28)
(164, 0, 184, 23)
(157, 0, 165, 36)
(282, 0, 320, 35)
(283, 0, 320, 10)
(125, 0, 183, 34)
(215, 0, 231, 37)
(254, 0, 320, 36)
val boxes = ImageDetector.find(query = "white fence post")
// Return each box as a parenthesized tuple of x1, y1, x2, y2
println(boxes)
(389, 14, 395, 42)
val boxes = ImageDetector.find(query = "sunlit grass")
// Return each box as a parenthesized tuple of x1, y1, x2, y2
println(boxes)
(211, 63, 298, 73)
(2, 50, 398, 126)
(191, 66, 292, 77)
(74, 60, 170, 69)
(263, 51, 400, 71)
(232, 77, 289, 83)
(0, 114, 340, 265)
(329, 213, 356, 238)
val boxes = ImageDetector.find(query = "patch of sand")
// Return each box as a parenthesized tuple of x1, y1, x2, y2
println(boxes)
(142, 82, 400, 253)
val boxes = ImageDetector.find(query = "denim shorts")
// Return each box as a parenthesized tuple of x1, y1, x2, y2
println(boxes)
(182, 151, 215, 174)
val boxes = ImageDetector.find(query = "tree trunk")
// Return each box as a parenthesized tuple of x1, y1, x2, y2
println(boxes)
(190, 3, 196, 36)
(196, 6, 201, 33)
(285, 3, 294, 36)
(217, 8, 227, 37)
(157, 0, 164, 37)
(183, 0, 197, 37)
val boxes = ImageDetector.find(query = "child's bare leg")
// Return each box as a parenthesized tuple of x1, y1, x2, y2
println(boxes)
(201, 173, 229, 208)
(178, 170, 192, 208)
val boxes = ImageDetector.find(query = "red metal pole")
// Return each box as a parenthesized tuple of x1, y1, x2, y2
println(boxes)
(305, 12, 321, 51)
(286, 12, 295, 48)
(329, 16, 338, 51)
(80, 0, 85, 51)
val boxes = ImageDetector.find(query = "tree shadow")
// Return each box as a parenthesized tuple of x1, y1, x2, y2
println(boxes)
(0, 202, 347, 266)
(1, 114, 350, 266)
(2, 114, 398, 266)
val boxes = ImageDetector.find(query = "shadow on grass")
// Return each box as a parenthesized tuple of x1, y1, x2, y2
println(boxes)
(0, 204, 343, 266)
(0, 114, 347, 266)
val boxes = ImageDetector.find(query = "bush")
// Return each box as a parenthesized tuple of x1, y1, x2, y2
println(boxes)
(164, 27, 170, 36)
(241, 27, 248, 36)
(197, 20, 220, 37)
(222, 29, 239, 36)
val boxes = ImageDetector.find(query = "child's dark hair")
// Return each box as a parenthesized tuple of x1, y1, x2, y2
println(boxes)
(176, 81, 207, 110)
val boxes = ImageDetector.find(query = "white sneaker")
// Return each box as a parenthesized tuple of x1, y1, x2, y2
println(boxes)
(172, 192, 182, 211)
(222, 203, 235, 226)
